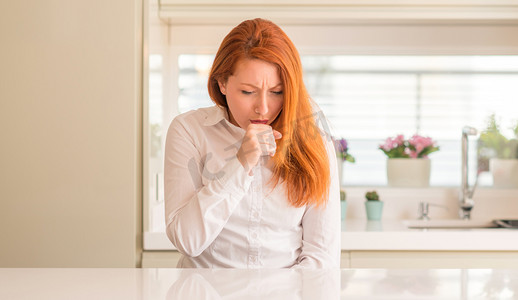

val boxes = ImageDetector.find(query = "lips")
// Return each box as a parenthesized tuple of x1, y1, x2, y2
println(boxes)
(250, 120, 268, 124)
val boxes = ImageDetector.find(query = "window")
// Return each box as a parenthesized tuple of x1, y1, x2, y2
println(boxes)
(144, 5, 518, 248)
(143, 53, 517, 240)
(175, 54, 518, 187)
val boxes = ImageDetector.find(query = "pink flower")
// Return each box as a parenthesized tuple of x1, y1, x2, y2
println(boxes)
(380, 138, 394, 151)
(379, 134, 440, 159)
(381, 134, 405, 151)
(409, 135, 435, 155)
(394, 134, 405, 145)
(407, 149, 419, 158)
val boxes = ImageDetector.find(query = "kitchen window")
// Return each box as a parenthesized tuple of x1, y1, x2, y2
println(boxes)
(174, 54, 518, 187)
(145, 53, 518, 238)
(143, 1, 518, 248)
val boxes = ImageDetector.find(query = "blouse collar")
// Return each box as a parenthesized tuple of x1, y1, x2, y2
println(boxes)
(203, 105, 245, 133)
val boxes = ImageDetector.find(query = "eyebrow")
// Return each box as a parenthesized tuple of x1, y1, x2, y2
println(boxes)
(241, 83, 283, 89)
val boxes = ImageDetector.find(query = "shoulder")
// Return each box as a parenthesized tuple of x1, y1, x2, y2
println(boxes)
(168, 106, 220, 133)
(165, 108, 207, 146)
(172, 106, 216, 125)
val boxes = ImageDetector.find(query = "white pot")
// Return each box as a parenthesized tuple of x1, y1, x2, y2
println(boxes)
(387, 158, 431, 187)
(337, 159, 344, 187)
(490, 158, 518, 188)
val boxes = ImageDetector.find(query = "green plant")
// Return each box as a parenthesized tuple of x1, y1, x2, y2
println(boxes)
(365, 190, 379, 201)
(340, 189, 346, 201)
(478, 114, 518, 160)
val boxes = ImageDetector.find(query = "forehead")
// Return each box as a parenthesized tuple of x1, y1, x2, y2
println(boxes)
(230, 59, 281, 85)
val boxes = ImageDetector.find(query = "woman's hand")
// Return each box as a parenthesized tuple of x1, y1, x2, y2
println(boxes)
(237, 124, 282, 174)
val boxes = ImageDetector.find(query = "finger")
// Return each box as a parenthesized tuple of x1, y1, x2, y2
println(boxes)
(273, 130, 282, 139)
(267, 138, 278, 157)
(260, 140, 276, 151)
(258, 134, 276, 148)
(256, 129, 274, 144)
(258, 143, 275, 157)
(258, 140, 276, 156)
(249, 124, 279, 138)
(250, 127, 278, 157)
(269, 146, 276, 157)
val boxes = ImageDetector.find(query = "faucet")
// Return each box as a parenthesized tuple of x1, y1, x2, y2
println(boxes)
(459, 126, 478, 219)
(418, 202, 448, 221)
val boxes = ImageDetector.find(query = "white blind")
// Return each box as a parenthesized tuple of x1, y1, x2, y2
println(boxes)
(175, 54, 518, 187)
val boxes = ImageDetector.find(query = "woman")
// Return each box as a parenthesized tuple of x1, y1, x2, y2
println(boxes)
(164, 18, 340, 268)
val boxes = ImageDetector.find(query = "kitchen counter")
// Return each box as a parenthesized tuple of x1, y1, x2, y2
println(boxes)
(341, 219, 518, 251)
(144, 219, 518, 251)
(1, 268, 517, 299)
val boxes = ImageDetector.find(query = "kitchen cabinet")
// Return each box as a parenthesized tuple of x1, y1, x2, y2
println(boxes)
(346, 251, 518, 268)
(142, 220, 518, 268)
(340, 220, 518, 268)
(142, 251, 182, 268)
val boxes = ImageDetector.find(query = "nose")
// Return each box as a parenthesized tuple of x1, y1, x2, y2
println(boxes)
(255, 92, 269, 116)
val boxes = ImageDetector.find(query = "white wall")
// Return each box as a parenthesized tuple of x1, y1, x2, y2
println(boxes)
(0, 0, 142, 267)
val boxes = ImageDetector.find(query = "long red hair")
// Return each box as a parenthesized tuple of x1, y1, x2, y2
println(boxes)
(208, 18, 330, 207)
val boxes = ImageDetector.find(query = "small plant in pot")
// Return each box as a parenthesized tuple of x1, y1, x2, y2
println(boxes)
(478, 114, 518, 188)
(365, 191, 379, 201)
(364, 190, 383, 221)
(478, 114, 518, 160)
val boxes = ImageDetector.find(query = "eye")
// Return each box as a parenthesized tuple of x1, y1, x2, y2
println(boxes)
(272, 90, 283, 95)
(241, 90, 253, 95)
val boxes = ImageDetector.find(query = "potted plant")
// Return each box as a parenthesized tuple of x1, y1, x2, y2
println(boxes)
(379, 134, 440, 187)
(364, 190, 383, 221)
(478, 114, 518, 188)
(333, 137, 356, 186)
(340, 189, 347, 220)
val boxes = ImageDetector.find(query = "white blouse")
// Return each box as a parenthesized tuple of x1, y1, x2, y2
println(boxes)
(164, 105, 340, 268)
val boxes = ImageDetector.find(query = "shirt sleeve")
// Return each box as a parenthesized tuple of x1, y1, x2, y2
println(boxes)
(164, 117, 254, 257)
(292, 131, 341, 269)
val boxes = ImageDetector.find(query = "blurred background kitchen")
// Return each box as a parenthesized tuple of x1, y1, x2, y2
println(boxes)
(1, 0, 517, 268)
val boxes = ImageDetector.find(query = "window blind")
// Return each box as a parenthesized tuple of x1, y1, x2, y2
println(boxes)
(175, 54, 518, 187)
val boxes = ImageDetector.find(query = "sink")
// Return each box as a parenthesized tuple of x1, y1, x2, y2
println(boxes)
(403, 219, 498, 229)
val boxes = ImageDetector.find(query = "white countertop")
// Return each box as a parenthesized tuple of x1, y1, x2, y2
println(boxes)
(1, 268, 517, 299)
(145, 219, 518, 251)
(341, 219, 518, 251)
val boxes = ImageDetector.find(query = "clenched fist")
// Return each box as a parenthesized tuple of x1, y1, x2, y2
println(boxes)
(236, 124, 282, 174)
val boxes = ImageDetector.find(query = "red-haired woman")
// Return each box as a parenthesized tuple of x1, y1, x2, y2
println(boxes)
(164, 18, 340, 268)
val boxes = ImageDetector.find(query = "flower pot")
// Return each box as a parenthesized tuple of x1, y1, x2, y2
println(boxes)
(340, 201, 347, 220)
(387, 158, 431, 187)
(365, 201, 384, 221)
(490, 158, 518, 188)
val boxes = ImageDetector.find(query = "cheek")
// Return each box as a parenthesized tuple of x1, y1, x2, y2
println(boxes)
(229, 97, 250, 115)
(270, 100, 284, 115)
(227, 94, 252, 125)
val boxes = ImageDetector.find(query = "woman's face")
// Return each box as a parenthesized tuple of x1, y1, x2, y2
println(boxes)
(218, 58, 284, 129)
